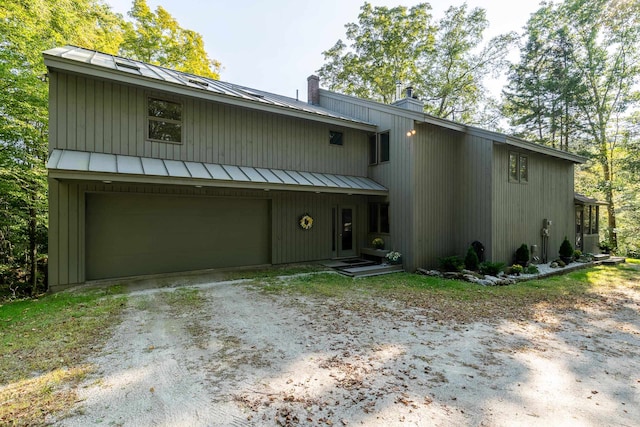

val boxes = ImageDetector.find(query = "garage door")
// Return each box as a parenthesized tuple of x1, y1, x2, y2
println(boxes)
(86, 193, 270, 280)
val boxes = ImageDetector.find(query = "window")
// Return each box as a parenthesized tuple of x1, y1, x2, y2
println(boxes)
(509, 152, 528, 183)
(369, 202, 390, 233)
(368, 134, 377, 165)
(369, 131, 390, 165)
(147, 97, 182, 143)
(380, 131, 390, 162)
(519, 155, 528, 182)
(329, 130, 343, 146)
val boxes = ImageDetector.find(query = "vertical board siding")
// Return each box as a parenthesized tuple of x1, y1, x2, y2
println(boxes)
(454, 134, 493, 260)
(48, 179, 368, 287)
(491, 145, 574, 264)
(50, 73, 369, 177)
(411, 124, 461, 270)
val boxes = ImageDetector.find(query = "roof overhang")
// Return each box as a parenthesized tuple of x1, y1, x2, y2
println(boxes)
(47, 149, 388, 196)
(574, 192, 607, 206)
(501, 136, 586, 163)
(43, 47, 377, 133)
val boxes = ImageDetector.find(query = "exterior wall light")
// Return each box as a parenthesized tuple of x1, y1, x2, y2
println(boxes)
(406, 129, 416, 137)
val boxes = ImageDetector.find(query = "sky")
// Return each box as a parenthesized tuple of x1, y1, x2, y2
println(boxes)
(104, 0, 544, 101)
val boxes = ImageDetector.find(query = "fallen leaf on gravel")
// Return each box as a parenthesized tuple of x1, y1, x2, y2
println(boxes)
(149, 387, 154, 393)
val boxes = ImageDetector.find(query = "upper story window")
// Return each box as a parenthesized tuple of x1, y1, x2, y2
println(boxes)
(147, 97, 182, 143)
(509, 152, 528, 183)
(380, 131, 390, 162)
(369, 131, 390, 165)
(329, 130, 343, 146)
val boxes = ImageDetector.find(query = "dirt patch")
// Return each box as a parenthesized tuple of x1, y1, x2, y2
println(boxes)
(56, 276, 640, 426)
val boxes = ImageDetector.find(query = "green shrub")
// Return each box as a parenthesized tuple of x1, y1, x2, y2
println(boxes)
(626, 248, 640, 259)
(464, 246, 480, 271)
(573, 249, 582, 260)
(556, 259, 566, 267)
(599, 240, 613, 253)
(525, 264, 539, 274)
(508, 264, 524, 275)
(439, 255, 464, 272)
(515, 243, 530, 266)
(479, 261, 505, 276)
(559, 236, 574, 258)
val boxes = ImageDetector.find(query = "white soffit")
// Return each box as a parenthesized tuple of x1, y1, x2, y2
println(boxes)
(47, 149, 388, 195)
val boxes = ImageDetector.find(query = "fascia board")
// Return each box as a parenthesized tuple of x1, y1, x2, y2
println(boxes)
(48, 170, 389, 196)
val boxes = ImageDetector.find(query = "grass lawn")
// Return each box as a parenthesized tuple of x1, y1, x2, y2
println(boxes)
(0, 287, 126, 426)
(257, 261, 640, 322)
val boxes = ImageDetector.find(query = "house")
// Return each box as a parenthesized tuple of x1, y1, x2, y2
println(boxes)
(44, 46, 586, 290)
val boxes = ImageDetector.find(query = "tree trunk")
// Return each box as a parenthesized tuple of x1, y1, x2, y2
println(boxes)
(29, 206, 37, 295)
(600, 144, 618, 250)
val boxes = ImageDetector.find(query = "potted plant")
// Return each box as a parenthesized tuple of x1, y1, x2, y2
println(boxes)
(559, 236, 574, 264)
(372, 237, 385, 250)
(385, 251, 402, 265)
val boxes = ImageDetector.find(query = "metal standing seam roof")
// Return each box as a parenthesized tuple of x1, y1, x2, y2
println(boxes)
(43, 46, 376, 129)
(574, 193, 607, 206)
(47, 149, 388, 195)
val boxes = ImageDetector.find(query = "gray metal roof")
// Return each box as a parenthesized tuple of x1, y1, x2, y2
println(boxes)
(43, 46, 376, 130)
(47, 149, 388, 195)
(574, 192, 607, 206)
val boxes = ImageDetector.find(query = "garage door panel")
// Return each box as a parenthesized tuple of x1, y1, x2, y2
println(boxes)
(86, 193, 270, 280)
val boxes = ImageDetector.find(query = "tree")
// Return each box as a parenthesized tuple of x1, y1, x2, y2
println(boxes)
(0, 0, 125, 293)
(504, 0, 640, 251)
(318, 2, 514, 124)
(318, 2, 435, 104)
(0, 0, 222, 293)
(416, 4, 515, 123)
(120, 0, 221, 79)
(503, 4, 583, 150)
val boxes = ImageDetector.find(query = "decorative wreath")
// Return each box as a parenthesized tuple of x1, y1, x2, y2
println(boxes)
(299, 214, 314, 230)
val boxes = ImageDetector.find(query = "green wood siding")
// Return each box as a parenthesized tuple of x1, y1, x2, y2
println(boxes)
(454, 134, 494, 260)
(411, 124, 461, 269)
(48, 180, 368, 288)
(491, 145, 574, 264)
(48, 73, 369, 177)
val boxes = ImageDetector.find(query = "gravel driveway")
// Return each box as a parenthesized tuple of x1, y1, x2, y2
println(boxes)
(58, 273, 640, 426)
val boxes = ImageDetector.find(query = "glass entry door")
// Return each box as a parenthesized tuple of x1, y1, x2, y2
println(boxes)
(332, 206, 356, 258)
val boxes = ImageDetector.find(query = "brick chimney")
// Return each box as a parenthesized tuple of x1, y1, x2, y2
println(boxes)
(307, 75, 320, 105)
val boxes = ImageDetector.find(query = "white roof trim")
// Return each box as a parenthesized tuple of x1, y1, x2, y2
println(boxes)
(47, 149, 388, 196)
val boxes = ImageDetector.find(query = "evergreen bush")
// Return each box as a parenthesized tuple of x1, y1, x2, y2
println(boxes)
(559, 236, 574, 260)
(515, 243, 530, 266)
(439, 255, 464, 272)
(464, 246, 480, 271)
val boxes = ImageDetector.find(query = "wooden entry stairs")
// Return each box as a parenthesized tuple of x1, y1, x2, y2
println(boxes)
(321, 258, 404, 277)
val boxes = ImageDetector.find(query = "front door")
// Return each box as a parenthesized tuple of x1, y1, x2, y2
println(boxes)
(332, 206, 356, 258)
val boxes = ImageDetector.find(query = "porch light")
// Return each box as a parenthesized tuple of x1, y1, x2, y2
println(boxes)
(102, 180, 112, 184)
(406, 129, 416, 137)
